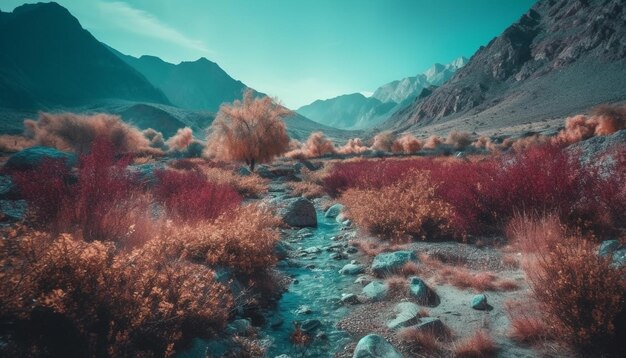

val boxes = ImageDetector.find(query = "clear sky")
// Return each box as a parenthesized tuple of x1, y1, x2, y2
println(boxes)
(2, 0, 536, 108)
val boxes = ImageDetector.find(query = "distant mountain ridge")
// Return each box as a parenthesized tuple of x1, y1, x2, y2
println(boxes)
(0, 2, 352, 140)
(383, 0, 626, 134)
(112, 50, 261, 112)
(296, 57, 467, 130)
(0, 2, 169, 109)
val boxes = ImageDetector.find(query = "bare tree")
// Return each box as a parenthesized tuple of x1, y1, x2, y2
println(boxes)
(207, 89, 291, 171)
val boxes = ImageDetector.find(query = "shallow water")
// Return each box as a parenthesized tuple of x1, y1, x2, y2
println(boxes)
(262, 210, 355, 357)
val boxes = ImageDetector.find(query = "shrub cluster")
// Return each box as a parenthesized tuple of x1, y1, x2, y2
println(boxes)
(154, 169, 241, 223)
(0, 227, 232, 357)
(341, 171, 453, 240)
(329, 144, 625, 238)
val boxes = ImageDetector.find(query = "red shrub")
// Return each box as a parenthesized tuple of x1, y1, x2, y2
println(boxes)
(13, 138, 153, 245)
(12, 159, 73, 224)
(154, 169, 241, 222)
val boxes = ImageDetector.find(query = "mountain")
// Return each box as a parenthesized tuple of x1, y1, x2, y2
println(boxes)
(0, 2, 169, 109)
(297, 57, 467, 130)
(384, 0, 626, 134)
(296, 93, 396, 130)
(112, 50, 258, 112)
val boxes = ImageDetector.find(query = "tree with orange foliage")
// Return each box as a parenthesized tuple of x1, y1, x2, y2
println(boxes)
(207, 89, 291, 171)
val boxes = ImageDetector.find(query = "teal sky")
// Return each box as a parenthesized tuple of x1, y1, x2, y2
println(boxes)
(2, 0, 536, 108)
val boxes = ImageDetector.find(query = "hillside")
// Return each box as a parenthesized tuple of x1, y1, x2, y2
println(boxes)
(297, 57, 467, 130)
(384, 0, 626, 135)
(0, 2, 169, 109)
(113, 51, 259, 112)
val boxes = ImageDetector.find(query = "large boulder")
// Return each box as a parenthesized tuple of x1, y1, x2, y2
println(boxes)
(5, 146, 76, 171)
(409, 277, 439, 306)
(362, 281, 389, 301)
(371, 251, 418, 276)
(387, 302, 421, 330)
(281, 197, 317, 227)
(471, 294, 490, 310)
(325, 203, 345, 219)
(339, 263, 365, 275)
(353, 334, 403, 358)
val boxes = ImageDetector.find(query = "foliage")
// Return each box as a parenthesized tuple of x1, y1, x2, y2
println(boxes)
(340, 171, 453, 240)
(206, 89, 291, 170)
(154, 169, 241, 223)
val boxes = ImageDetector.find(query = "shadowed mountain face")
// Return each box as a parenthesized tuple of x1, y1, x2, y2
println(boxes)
(0, 2, 169, 109)
(113, 52, 256, 112)
(384, 0, 626, 134)
(296, 57, 467, 130)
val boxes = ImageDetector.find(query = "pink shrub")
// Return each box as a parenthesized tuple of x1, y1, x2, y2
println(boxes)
(166, 127, 194, 151)
(154, 169, 241, 222)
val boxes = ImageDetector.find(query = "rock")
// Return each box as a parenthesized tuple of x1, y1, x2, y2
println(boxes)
(339, 263, 365, 275)
(296, 305, 312, 315)
(316, 331, 328, 340)
(355, 275, 372, 286)
(387, 302, 421, 330)
(330, 252, 347, 260)
(325, 203, 345, 219)
(281, 197, 317, 227)
(346, 246, 358, 254)
(371, 251, 418, 276)
(274, 241, 292, 259)
(598, 240, 621, 257)
(303, 246, 321, 254)
(0, 200, 27, 222)
(352, 334, 403, 358)
(362, 281, 389, 301)
(409, 277, 439, 306)
(237, 167, 252, 176)
(225, 319, 251, 335)
(301, 319, 321, 332)
(612, 248, 626, 267)
(341, 293, 360, 305)
(4, 146, 76, 171)
(471, 294, 489, 310)
(270, 317, 284, 329)
(336, 212, 348, 223)
(413, 317, 447, 336)
(274, 355, 292, 358)
(0, 176, 17, 199)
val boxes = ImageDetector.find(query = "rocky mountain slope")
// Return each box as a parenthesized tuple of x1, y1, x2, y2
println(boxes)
(113, 51, 258, 112)
(297, 57, 467, 130)
(384, 0, 626, 134)
(0, 2, 169, 109)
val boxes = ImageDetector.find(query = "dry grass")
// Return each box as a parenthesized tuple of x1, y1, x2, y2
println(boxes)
(288, 181, 326, 199)
(384, 275, 409, 296)
(454, 330, 497, 358)
(0, 135, 35, 152)
(200, 166, 268, 198)
(419, 254, 519, 292)
(505, 213, 565, 253)
(340, 171, 453, 241)
(524, 236, 626, 352)
(397, 327, 443, 353)
(180, 205, 281, 275)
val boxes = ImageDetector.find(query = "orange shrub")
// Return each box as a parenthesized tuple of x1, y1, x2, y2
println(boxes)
(0, 135, 35, 152)
(391, 133, 422, 153)
(23, 112, 154, 155)
(286, 131, 336, 158)
(397, 327, 443, 352)
(206, 89, 291, 171)
(337, 138, 369, 155)
(166, 127, 194, 151)
(505, 213, 565, 253)
(445, 131, 472, 150)
(524, 237, 626, 352)
(181, 205, 281, 275)
(454, 330, 497, 358)
(371, 131, 396, 152)
(0, 227, 232, 357)
(340, 171, 453, 241)
(200, 166, 268, 198)
(288, 181, 326, 198)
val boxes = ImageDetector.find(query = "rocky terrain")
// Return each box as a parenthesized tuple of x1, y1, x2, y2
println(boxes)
(383, 0, 626, 136)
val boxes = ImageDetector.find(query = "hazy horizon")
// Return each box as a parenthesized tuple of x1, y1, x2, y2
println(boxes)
(1, 0, 536, 108)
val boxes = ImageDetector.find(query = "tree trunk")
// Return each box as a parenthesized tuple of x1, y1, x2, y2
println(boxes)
(250, 158, 256, 172)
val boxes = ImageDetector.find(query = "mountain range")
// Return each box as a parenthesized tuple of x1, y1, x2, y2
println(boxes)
(0, 2, 348, 141)
(384, 0, 626, 135)
(296, 57, 467, 130)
